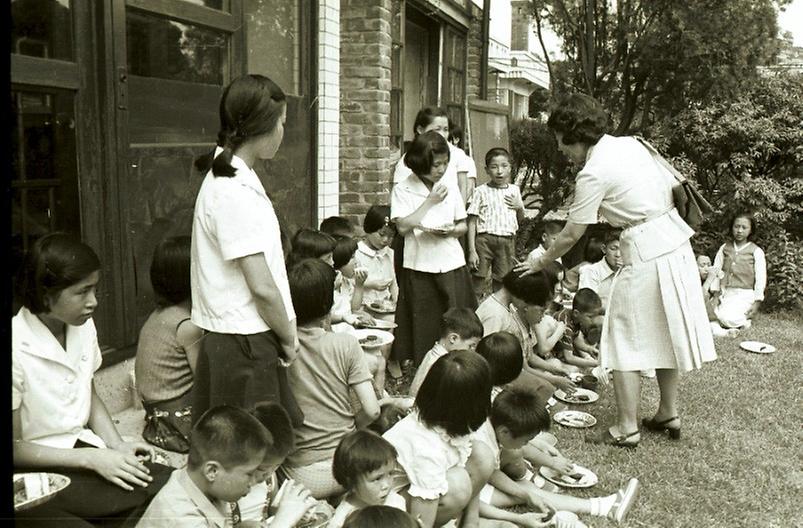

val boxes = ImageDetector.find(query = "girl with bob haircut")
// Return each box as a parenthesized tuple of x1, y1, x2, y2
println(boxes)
(13, 233, 170, 525)
(191, 74, 303, 429)
(516, 93, 716, 447)
(136, 235, 204, 453)
(355, 204, 398, 312)
(287, 228, 337, 268)
(329, 430, 406, 528)
(383, 352, 493, 528)
(390, 131, 477, 367)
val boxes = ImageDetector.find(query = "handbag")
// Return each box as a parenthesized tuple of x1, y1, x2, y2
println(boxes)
(142, 402, 192, 453)
(634, 136, 713, 231)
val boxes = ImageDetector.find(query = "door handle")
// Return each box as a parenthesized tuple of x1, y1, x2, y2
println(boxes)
(117, 67, 128, 110)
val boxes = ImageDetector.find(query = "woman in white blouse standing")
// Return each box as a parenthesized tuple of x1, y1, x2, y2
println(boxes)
(516, 94, 716, 447)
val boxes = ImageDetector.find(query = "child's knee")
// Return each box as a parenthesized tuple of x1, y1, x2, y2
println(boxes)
(441, 467, 472, 514)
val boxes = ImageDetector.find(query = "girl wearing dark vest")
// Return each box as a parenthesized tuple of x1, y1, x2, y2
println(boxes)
(710, 212, 766, 333)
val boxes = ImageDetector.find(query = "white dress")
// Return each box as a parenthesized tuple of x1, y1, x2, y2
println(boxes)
(569, 135, 716, 372)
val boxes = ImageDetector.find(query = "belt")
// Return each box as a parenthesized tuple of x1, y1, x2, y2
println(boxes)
(621, 206, 675, 230)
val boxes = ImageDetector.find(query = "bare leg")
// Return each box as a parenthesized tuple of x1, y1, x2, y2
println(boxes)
(611, 370, 641, 435)
(436, 467, 473, 525)
(654, 368, 680, 423)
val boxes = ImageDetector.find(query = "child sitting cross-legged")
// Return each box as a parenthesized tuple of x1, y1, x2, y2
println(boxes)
(471, 387, 641, 526)
(328, 430, 407, 528)
(408, 307, 484, 398)
(552, 288, 604, 369)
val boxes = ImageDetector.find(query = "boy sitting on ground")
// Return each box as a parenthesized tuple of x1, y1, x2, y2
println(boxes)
(527, 220, 564, 265)
(578, 229, 622, 307)
(553, 288, 604, 369)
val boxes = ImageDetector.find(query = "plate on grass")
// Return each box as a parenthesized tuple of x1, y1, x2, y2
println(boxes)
(359, 319, 397, 331)
(539, 464, 598, 489)
(553, 410, 597, 428)
(555, 388, 599, 405)
(365, 300, 396, 314)
(353, 329, 394, 349)
(739, 341, 776, 354)
(14, 473, 71, 511)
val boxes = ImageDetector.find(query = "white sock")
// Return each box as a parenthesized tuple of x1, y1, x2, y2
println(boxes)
(590, 493, 617, 517)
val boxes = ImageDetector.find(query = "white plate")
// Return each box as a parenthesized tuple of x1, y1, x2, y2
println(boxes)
(553, 410, 597, 428)
(353, 329, 394, 349)
(539, 464, 598, 489)
(359, 319, 397, 331)
(555, 388, 599, 404)
(740, 341, 776, 354)
(14, 473, 71, 511)
(365, 300, 396, 314)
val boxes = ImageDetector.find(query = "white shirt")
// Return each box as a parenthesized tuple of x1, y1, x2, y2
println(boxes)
(527, 244, 562, 265)
(191, 148, 295, 334)
(12, 307, 105, 449)
(390, 174, 467, 273)
(408, 342, 448, 397)
(578, 258, 617, 306)
(393, 143, 476, 188)
(354, 241, 396, 305)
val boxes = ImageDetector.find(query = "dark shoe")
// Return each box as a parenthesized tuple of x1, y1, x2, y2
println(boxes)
(642, 416, 681, 440)
(586, 428, 640, 448)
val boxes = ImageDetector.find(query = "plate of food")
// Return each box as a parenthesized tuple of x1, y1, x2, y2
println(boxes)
(739, 341, 776, 354)
(553, 410, 597, 428)
(554, 388, 599, 404)
(539, 464, 598, 489)
(359, 319, 397, 331)
(353, 329, 394, 349)
(14, 473, 71, 511)
(365, 300, 396, 314)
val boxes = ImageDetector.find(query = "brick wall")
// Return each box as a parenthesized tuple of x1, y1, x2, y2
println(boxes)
(467, 2, 484, 102)
(318, 0, 341, 223)
(339, 0, 394, 224)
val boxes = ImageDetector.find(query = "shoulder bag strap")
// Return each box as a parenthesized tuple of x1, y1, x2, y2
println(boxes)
(633, 136, 687, 183)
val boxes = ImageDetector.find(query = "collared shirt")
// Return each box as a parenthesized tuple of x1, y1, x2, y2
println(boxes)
(137, 468, 230, 528)
(390, 174, 467, 273)
(578, 258, 617, 307)
(527, 244, 562, 265)
(191, 148, 295, 334)
(408, 342, 449, 397)
(392, 143, 476, 187)
(466, 183, 521, 236)
(354, 241, 396, 305)
(12, 307, 105, 449)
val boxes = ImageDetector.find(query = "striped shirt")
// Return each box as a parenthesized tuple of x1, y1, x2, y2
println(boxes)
(466, 184, 521, 236)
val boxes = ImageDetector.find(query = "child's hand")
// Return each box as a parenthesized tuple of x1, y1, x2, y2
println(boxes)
(518, 511, 552, 528)
(551, 375, 576, 392)
(272, 479, 317, 528)
(504, 192, 524, 211)
(88, 448, 154, 490)
(525, 491, 553, 517)
(364, 278, 393, 290)
(548, 455, 574, 476)
(354, 267, 368, 285)
(425, 183, 449, 205)
(355, 312, 376, 326)
(468, 249, 480, 271)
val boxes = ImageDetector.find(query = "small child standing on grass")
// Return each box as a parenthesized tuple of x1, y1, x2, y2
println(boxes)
(467, 147, 525, 300)
(408, 307, 484, 397)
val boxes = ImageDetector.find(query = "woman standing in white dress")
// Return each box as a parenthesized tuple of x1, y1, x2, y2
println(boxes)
(516, 94, 716, 447)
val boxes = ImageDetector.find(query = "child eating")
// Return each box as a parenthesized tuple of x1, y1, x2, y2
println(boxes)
(553, 288, 604, 368)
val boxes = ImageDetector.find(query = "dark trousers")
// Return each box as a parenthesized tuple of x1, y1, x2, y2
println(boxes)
(192, 330, 304, 427)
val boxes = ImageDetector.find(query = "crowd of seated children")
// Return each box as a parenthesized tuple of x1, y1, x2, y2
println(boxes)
(329, 430, 407, 528)
(472, 387, 640, 526)
(408, 307, 484, 398)
(13, 233, 171, 527)
(476, 269, 576, 394)
(708, 212, 766, 336)
(466, 147, 525, 300)
(383, 353, 493, 528)
(135, 235, 203, 454)
(578, 228, 622, 308)
(282, 258, 380, 499)
(527, 220, 564, 265)
(553, 288, 604, 369)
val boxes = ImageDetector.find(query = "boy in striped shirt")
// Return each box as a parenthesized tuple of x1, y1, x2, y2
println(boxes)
(467, 148, 525, 300)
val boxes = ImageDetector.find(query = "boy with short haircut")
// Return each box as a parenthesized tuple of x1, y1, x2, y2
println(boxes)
(137, 405, 269, 527)
(408, 307, 484, 397)
(554, 288, 603, 368)
(578, 229, 622, 307)
(467, 148, 526, 299)
(527, 220, 564, 265)
(320, 216, 358, 240)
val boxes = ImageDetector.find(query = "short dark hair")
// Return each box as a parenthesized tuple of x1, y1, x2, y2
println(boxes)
(333, 237, 359, 270)
(150, 236, 192, 307)
(501, 270, 556, 307)
(363, 205, 392, 234)
(448, 122, 464, 146)
(542, 220, 564, 236)
(730, 211, 757, 241)
(602, 228, 622, 246)
(413, 106, 449, 135)
(250, 402, 295, 460)
(490, 387, 551, 438)
(415, 352, 491, 437)
(288, 258, 336, 324)
(287, 228, 337, 267)
(573, 288, 602, 314)
(188, 405, 268, 470)
(440, 307, 484, 340)
(484, 147, 511, 167)
(584, 237, 605, 263)
(343, 506, 419, 528)
(333, 430, 398, 491)
(547, 93, 608, 146)
(475, 332, 523, 386)
(19, 233, 101, 314)
(404, 130, 450, 176)
(368, 403, 406, 435)
(320, 216, 356, 239)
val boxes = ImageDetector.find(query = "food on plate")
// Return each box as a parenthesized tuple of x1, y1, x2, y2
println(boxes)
(359, 335, 379, 345)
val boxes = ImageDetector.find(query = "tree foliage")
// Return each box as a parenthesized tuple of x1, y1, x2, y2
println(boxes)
(530, 0, 784, 133)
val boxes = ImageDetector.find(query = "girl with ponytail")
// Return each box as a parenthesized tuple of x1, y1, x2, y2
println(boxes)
(190, 74, 303, 427)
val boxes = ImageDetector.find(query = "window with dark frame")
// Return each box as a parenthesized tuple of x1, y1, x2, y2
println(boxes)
(442, 25, 466, 131)
(391, 0, 405, 148)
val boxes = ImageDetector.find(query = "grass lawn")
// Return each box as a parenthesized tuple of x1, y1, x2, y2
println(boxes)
(390, 310, 802, 527)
